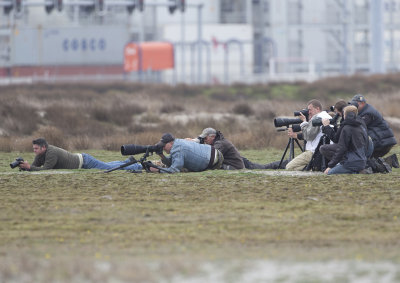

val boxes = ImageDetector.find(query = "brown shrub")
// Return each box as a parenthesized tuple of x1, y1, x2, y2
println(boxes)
(44, 105, 116, 137)
(160, 104, 184, 114)
(0, 137, 13, 152)
(91, 103, 146, 126)
(70, 136, 91, 150)
(232, 103, 254, 116)
(0, 98, 40, 135)
(33, 126, 69, 149)
(13, 137, 34, 152)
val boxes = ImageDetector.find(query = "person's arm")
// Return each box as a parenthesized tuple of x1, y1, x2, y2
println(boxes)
(160, 144, 184, 173)
(327, 128, 350, 169)
(301, 121, 320, 142)
(158, 153, 172, 167)
(29, 149, 58, 171)
(360, 113, 373, 127)
(322, 124, 339, 142)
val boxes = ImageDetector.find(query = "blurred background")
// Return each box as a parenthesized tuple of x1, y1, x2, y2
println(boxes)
(1, 0, 400, 152)
(1, 0, 400, 85)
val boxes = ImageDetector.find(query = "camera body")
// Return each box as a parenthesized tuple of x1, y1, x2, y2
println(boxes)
(294, 108, 309, 120)
(312, 112, 341, 127)
(121, 144, 163, 156)
(10, 157, 24, 169)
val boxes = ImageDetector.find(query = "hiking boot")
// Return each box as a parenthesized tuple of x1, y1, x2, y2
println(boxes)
(384, 154, 399, 169)
(377, 157, 392, 173)
(359, 167, 373, 174)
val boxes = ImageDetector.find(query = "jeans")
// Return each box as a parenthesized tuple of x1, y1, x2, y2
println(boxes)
(82, 154, 142, 171)
(328, 164, 359, 175)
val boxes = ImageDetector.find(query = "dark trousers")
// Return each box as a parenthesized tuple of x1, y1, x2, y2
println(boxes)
(372, 145, 394, 158)
(319, 143, 339, 161)
(242, 157, 288, 169)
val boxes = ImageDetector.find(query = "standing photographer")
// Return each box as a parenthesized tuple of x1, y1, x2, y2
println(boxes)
(285, 99, 332, 171)
(150, 133, 224, 173)
(19, 138, 142, 171)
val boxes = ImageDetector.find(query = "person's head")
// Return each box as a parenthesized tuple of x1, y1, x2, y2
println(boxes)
(307, 99, 323, 119)
(156, 133, 175, 154)
(334, 100, 348, 116)
(32, 138, 48, 156)
(199, 128, 217, 145)
(343, 105, 358, 119)
(350, 94, 367, 111)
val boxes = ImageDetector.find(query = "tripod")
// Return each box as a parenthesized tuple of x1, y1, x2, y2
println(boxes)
(278, 137, 304, 168)
(104, 149, 171, 173)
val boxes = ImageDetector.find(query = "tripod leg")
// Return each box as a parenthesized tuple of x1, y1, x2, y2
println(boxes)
(294, 138, 304, 152)
(279, 139, 292, 168)
(289, 138, 295, 160)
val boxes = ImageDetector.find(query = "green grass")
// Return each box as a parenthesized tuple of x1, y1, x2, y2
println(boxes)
(1, 148, 400, 281)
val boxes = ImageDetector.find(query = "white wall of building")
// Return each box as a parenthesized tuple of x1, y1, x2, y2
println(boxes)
(162, 24, 253, 84)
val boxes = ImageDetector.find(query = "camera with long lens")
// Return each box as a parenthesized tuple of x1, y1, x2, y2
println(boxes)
(121, 144, 163, 156)
(276, 124, 302, 132)
(10, 157, 24, 169)
(294, 108, 309, 120)
(274, 117, 303, 128)
(312, 112, 341, 127)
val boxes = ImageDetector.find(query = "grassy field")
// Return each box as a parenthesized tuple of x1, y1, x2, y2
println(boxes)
(1, 148, 400, 282)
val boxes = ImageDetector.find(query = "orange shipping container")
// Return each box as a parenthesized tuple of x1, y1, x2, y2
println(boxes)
(124, 42, 174, 72)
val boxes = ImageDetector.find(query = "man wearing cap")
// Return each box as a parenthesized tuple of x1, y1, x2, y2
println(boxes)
(190, 128, 287, 170)
(150, 133, 224, 173)
(193, 128, 245, 170)
(350, 94, 397, 159)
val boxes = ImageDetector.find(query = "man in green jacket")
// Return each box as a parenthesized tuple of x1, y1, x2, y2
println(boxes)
(19, 138, 142, 171)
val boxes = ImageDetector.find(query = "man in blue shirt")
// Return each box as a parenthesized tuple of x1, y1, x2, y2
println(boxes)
(149, 133, 224, 173)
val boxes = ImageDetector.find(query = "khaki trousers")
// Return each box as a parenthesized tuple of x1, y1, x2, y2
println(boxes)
(285, 150, 313, 171)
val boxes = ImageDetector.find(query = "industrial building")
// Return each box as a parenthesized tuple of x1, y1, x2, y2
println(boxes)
(0, 0, 399, 84)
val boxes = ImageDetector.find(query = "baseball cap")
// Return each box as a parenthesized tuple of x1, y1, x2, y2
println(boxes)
(156, 133, 175, 147)
(351, 94, 367, 103)
(199, 128, 217, 138)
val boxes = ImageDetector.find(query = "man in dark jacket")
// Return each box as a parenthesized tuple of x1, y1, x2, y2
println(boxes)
(324, 106, 368, 175)
(319, 100, 347, 160)
(192, 128, 286, 170)
(350, 94, 397, 158)
(194, 128, 245, 170)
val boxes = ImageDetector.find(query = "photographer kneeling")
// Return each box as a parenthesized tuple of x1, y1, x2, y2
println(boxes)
(324, 105, 369, 175)
(285, 99, 332, 171)
(149, 133, 224, 173)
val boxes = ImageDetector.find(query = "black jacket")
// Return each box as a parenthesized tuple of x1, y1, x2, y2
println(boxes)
(328, 112, 368, 171)
(322, 118, 343, 143)
(358, 104, 396, 150)
(213, 132, 245, 169)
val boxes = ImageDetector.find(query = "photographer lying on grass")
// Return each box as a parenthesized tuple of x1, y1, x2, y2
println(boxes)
(149, 133, 224, 173)
(188, 127, 285, 170)
(18, 138, 142, 171)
